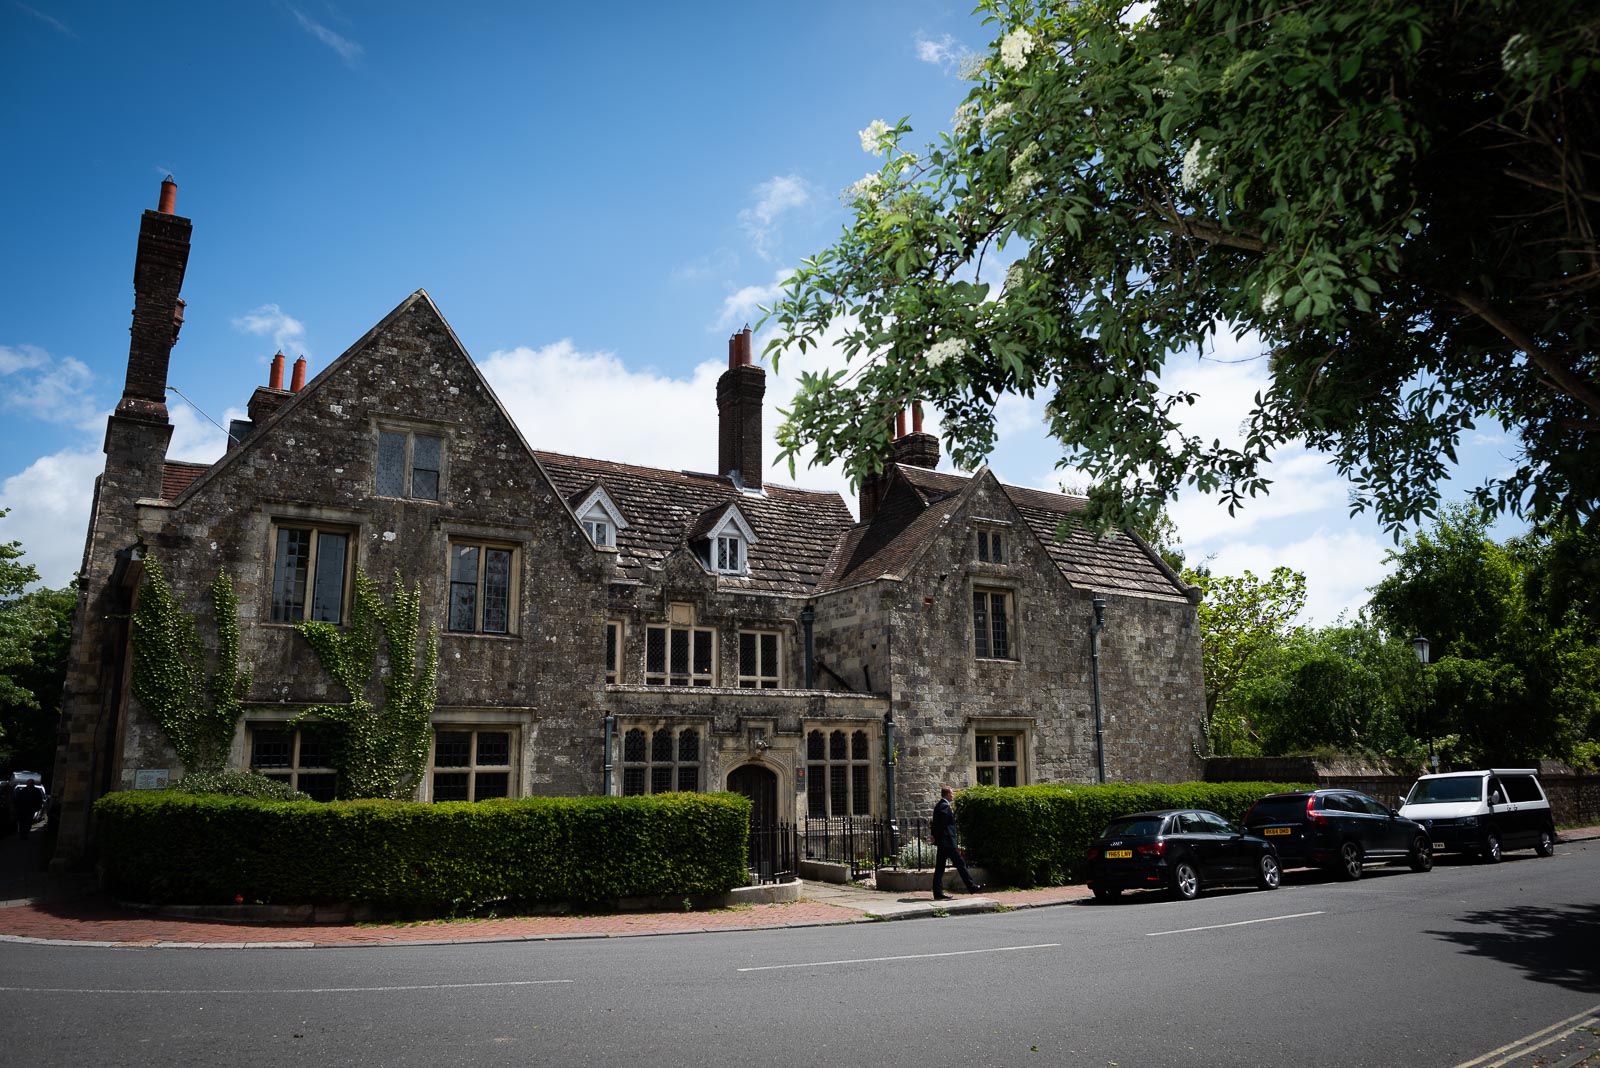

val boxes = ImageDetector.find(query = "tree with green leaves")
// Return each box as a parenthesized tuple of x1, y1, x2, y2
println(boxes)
(768, 0, 1600, 535)
(295, 572, 438, 800)
(1185, 565, 1305, 753)
(0, 510, 74, 774)
(129, 558, 251, 773)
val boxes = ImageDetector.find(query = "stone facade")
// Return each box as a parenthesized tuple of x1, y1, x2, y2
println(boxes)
(50, 184, 1208, 867)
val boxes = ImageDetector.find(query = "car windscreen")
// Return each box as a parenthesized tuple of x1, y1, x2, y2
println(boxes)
(1405, 777, 1482, 804)
(1099, 817, 1165, 838)
(1244, 796, 1307, 823)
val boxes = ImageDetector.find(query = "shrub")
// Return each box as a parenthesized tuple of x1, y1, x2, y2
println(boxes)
(169, 771, 310, 802)
(95, 790, 751, 908)
(895, 837, 939, 869)
(956, 781, 1312, 887)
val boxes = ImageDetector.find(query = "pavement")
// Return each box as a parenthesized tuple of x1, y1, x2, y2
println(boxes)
(3, 822, 1596, 950)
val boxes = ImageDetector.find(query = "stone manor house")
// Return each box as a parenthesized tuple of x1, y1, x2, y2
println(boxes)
(51, 181, 1207, 866)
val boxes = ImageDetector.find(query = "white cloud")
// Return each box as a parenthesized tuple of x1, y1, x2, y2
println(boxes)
(672, 247, 740, 283)
(167, 402, 243, 464)
(288, 7, 363, 65)
(15, 2, 75, 37)
(716, 270, 791, 331)
(738, 175, 811, 260)
(0, 343, 102, 428)
(0, 448, 105, 587)
(231, 303, 307, 356)
(914, 32, 968, 69)
(1203, 527, 1391, 628)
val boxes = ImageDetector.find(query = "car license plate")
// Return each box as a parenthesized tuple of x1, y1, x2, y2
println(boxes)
(1264, 827, 1290, 836)
(1433, 841, 1445, 849)
(1105, 849, 1133, 859)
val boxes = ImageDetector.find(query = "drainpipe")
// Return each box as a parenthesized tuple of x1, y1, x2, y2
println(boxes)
(602, 714, 616, 796)
(800, 604, 815, 689)
(883, 709, 899, 853)
(1090, 597, 1107, 784)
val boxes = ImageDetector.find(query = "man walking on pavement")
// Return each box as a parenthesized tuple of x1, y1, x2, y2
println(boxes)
(931, 785, 982, 899)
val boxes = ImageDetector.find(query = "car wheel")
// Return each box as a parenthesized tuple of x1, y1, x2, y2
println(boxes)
(1092, 887, 1122, 903)
(1483, 833, 1503, 863)
(1170, 860, 1200, 900)
(1408, 836, 1433, 873)
(1535, 829, 1555, 857)
(1256, 853, 1281, 891)
(1337, 840, 1364, 881)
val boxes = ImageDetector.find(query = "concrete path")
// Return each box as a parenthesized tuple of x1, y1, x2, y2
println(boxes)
(4, 825, 1593, 950)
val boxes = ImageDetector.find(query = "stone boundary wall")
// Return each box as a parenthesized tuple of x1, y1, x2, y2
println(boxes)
(1205, 757, 1600, 828)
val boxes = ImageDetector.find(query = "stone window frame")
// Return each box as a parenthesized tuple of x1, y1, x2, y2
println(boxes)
(976, 528, 1006, 564)
(967, 717, 1032, 788)
(267, 516, 357, 626)
(445, 538, 520, 636)
(605, 620, 626, 683)
(804, 725, 874, 818)
(971, 584, 1019, 661)
(645, 622, 717, 686)
(247, 721, 338, 801)
(737, 629, 782, 689)
(426, 726, 517, 802)
(373, 417, 450, 503)
(620, 722, 705, 795)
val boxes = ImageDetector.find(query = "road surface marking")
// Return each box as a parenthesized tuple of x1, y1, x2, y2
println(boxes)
(0, 979, 575, 995)
(1452, 1003, 1600, 1068)
(738, 942, 1061, 972)
(1146, 911, 1324, 937)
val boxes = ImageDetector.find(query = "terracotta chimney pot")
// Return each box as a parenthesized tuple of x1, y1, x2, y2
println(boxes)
(158, 176, 177, 215)
(290, 356, 307, 392)
(269, 352, 285, 390)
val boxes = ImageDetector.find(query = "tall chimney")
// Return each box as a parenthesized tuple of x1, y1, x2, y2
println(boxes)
(716, 326, 765, 490)
(115, 176, 192, 424)
(269, 351, 285, 390)
(890, 401, 940, 470)
(290, 356, 307, 391)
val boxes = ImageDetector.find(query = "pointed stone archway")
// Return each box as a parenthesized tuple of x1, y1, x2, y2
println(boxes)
(727, 763, 786, 882)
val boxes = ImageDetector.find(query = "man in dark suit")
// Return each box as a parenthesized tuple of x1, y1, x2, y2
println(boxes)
(931, 785, 982, 899)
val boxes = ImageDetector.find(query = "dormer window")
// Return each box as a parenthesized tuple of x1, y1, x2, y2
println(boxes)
(715, 534, 744, 573)
(572, 483, 628, 549)
(701, 506, 757, 576)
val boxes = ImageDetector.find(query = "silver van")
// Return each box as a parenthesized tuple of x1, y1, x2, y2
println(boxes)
(1399, 768, 1556, 862)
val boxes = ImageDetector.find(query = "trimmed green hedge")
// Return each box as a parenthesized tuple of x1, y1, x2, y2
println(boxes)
(956, 781, 1312, 887)
(95, 790, 752, 908)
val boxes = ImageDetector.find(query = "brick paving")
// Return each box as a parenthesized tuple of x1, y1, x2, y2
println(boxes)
(3, 826, 1590, 950)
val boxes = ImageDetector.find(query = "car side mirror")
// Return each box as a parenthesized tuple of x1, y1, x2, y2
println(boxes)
(1388, 807, 1399, 817)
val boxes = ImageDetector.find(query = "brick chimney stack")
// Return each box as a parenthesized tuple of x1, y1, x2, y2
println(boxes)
(859, 403, 940, 522)
(115, 175, 191, 424)
(716, 326, 765, 490)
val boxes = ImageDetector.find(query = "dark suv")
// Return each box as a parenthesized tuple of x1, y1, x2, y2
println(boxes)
(1241, 789, 1433, 880)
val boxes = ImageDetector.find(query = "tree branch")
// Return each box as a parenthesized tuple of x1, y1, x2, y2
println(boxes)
(1447, 289, 1600, 417)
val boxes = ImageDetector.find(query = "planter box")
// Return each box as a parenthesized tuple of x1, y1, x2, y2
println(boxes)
(797, 859, 852, 884)
(874, 866, 990, 893)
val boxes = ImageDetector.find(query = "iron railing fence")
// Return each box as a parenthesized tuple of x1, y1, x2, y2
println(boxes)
(746, 821, 796, 886)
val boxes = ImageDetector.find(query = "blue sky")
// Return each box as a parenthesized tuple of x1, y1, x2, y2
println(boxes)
(0, 1, 1526, 625)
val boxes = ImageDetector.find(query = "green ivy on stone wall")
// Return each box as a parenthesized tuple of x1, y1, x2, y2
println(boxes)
(129, 557, 252, 773)
(295, 571, 438, 800)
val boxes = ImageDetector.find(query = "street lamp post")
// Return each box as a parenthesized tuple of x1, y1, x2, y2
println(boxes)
(1091, 597, 1107, 784)
(1411, 636, 1435, 771)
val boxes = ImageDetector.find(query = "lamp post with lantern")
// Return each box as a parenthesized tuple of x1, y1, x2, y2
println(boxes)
(1411, 636, 1436, 771)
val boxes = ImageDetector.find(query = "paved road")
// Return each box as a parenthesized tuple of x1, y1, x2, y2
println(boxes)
(3, 842, 1597, 1067)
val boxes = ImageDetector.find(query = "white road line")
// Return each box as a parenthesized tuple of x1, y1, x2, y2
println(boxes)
(0, 979, 575, 995)
(737, 942, 1060, 972)
(1452, 1003, 1600, 1068)
(1145, 911, 1325, 937)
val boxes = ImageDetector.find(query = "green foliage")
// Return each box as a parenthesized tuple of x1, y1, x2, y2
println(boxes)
(0, 510, 75, 773)
(94, 790, 751, 908)
(129, 558, 251, 773)
(296, 571, 438, 800)
(1370, 505, 1600, 764)
(766, 0, 1600, 536)
(1187, 565, 1306, 754)
(896, 837, 940, 868)
(169, 770, 310, 802)
(955, 781, 1309, 886)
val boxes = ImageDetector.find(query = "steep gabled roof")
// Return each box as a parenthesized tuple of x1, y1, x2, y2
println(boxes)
(534, 452, 854, 595)
(160, 461, 210, 500)
(823, 462, 1191, 601)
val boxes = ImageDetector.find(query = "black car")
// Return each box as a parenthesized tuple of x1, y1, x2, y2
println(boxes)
(1241, 789, 1433, 880)
(1085, 808, 1282, 902)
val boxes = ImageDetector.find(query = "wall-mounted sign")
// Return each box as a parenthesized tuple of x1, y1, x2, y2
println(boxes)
(795, 766, 805, 789)
(133, 768, 169, 790)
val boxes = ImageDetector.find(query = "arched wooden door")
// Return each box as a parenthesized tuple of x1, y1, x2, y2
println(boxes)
(726, 764, 786, 882)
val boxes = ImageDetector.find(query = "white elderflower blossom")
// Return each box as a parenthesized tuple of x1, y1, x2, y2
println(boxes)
(1006, 170, 1041, 202)
(859, 118, 892, 154)
(1005, 262, 1027, 293)
(980, 100, 1015, 134)
(1501, 33, 1536, 79)
(1000, 28, 1036, 70)
(1180, 139, 1217, 191)
(1260, 288, 1282, 316)
(924, 337, 969, 367)
(1010, 141, 1040, 172)
(952, 101, 980, 136)
(846, 173, 884, 202)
